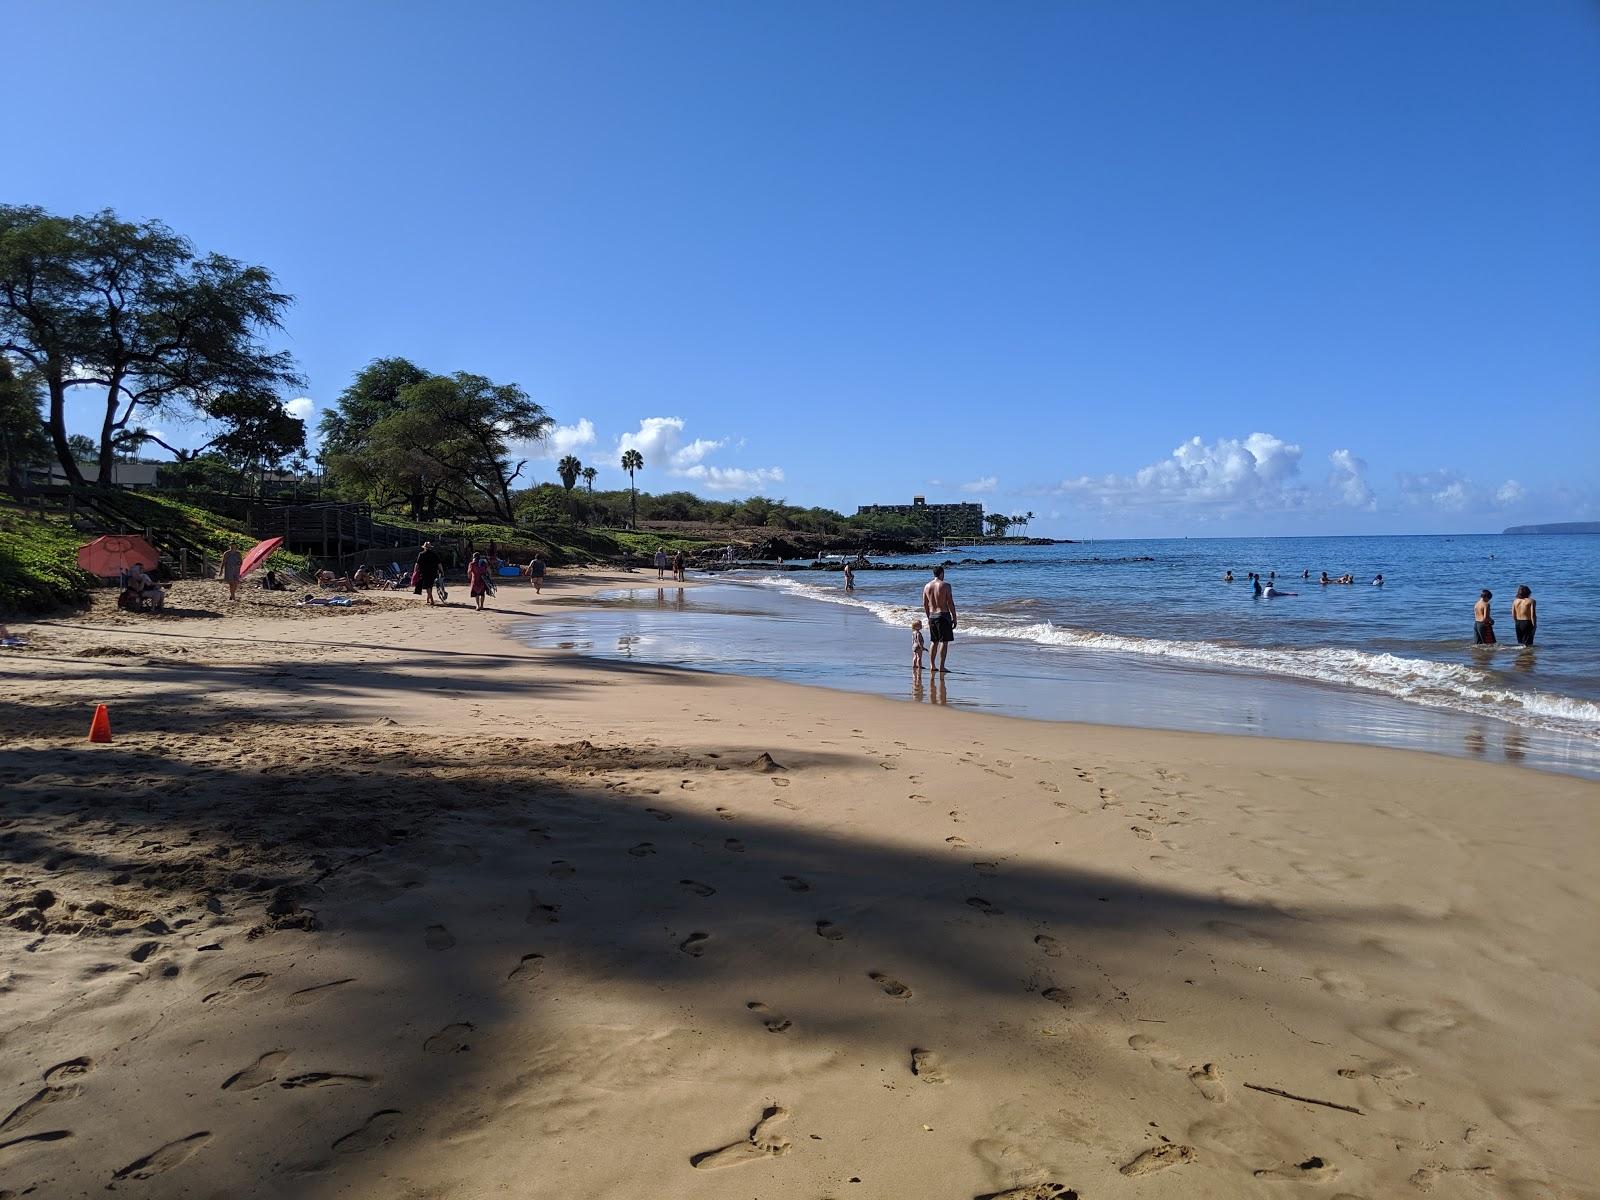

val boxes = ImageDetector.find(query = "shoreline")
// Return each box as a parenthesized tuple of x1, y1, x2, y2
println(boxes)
(1, 576, 1596, 1197)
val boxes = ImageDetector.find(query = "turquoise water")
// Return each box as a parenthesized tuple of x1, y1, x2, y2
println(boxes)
(513, 534, 1600, 779)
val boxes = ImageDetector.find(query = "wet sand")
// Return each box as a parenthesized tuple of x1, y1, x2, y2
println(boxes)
(1, 572, 1596, 1198)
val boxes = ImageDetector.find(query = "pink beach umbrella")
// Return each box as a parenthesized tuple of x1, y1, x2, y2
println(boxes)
(237, 536, 283, 578)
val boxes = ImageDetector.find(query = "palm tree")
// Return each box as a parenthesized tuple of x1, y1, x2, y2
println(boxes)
(557, 455, 582, 492)
(581, 466, 597, 492)
(620, 449, 644, 528)
(985, 512, 1011, 539)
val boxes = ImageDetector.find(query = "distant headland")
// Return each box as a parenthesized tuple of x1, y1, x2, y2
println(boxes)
(1502, 521, 1600, 535)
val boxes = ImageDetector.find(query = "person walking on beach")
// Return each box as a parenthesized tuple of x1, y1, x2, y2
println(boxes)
(220, 544, 243, 601)
(673, 549, 686, 582)
(1474, 589, 1496, 644)
(922, 565, 957, 672)
(468, 553, 492, 612)
(413, 542, 442, 607)
(1512, 585, 1537, 646)
(527, 553, 546, 595)
(655, 547, 668, 579)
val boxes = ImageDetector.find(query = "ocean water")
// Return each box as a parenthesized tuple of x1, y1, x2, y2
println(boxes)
(513, 534, 1600, 779)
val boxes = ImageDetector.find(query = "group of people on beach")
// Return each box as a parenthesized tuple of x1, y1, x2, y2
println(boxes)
(654, 547, 686, 582)
(407, 542, 546, 611)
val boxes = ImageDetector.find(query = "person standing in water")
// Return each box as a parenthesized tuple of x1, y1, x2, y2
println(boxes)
(1512, 585, 1537, 646)
(922, 565, 957, 672)
(843, 560, 855, 591)
(1474, 589, 1496, 644)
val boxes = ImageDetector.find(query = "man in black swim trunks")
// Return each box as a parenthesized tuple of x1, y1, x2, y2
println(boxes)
(921, 565, 957, 672)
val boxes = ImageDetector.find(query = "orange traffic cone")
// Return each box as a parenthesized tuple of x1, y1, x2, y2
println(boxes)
(88, 704, 112, 743)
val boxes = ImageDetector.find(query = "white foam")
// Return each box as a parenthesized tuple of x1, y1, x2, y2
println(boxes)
(750, 575, 1600, 739)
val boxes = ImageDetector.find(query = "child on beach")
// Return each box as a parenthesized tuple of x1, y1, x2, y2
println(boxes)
(912, 619, 926, 670)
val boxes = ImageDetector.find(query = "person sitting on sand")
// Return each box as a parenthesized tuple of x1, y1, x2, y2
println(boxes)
(262, 568, 285, 591)
(1474, 589, 1496, 644)
(912, 618, 926, 670)
(1512, 585, 1536, 646)
(468, 553, 492, 612)
(126, 563, 165, 611)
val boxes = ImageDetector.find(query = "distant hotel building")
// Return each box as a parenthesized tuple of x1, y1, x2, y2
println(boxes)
(856, 495, 984, 538)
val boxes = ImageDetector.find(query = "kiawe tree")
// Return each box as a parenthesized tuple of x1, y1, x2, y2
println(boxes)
(620, 448, 643, 529)
(0, 205, 304, 486)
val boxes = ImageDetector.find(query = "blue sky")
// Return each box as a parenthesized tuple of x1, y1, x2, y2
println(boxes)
(9, 1, 1597, 536)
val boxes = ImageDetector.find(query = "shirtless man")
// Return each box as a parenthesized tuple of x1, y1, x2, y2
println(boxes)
(1512, 585, 1537, 646)
(1474, 589, 1496, 645)
(922, 565, 957, 672)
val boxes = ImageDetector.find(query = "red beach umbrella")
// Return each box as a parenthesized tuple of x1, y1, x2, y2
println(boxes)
(76, 535, 161, 578)
(238, 536, 283, 578)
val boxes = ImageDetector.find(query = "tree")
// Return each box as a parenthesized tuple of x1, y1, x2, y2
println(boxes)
(557, 455, 582, 492)
(121, 391, 305, 479)
(0, 205, 303, 487)
(620, 448, 643, 528)
(327, 368, 552, 521)
(0, 356, 50, 488)
(66, 433, 97, 460)
(1009, 510, 1033, 536)
(581, 465, 597, 493)
(985, 512, 1012, 539)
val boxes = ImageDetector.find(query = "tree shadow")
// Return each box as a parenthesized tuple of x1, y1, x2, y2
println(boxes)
(0, 728, 1419, 1196)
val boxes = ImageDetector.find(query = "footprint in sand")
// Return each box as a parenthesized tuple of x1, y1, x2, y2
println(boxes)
(201, 972, 269, 1004)
(973, 860, 999, 875)
(281, 1072, 372, 1089)
(780, 875, 810, 892)
(1039, 780, 1060, 793)
(423, 1023, 473, 1054)
(645, 808, 674, 821)
(977, 1186, 1077, 1200)
(222, 1050, 289, 1091)
(1130, 826, 1153, 840)
(287, 979, 355, 1007)
(548, 861, 576, 878)
(1188, 1063, 1227, 1102)
(525, 892, 560, 923)
(0, 1085, 80, 1134)
(1128, 1034, 1182, 1068)
(815, 919, 845, 941)
(507, 953, 545, 982)
(43, 1057, 93, 1084)
(1313, 969, 1367, 1000)
(1121, 1144, 1196, 1176)
(1254, 1156, 1338, 1183)
(946, 836, 967, 847)
(1387, 1008, 1462, 1043)
(680, 879, 717, 897)
(910, 1049, 948, 1083)
(724, 838, 745, 852)
(129, 941, 161, 963)
(0, 1130, 73, 1157)
(1040, 987, 1072, 1008)
(746, 1002, 792, 1033)
(627, 842, 655, 857)
(1033, 934, 1063, 958)
(967, 896, 1004, 915)
(112, 1132, 212, 1180)
(332, 1110, 403, 1154)
(679, 932, 710, 957)
(771, 777, 790, 788)
(424, 925, 455, 951)
(868, 972, 912, 999)
(690, 1105, 791, 1169)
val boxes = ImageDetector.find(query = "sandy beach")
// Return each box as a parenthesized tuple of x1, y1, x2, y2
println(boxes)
(2, 573, 1597, 1199)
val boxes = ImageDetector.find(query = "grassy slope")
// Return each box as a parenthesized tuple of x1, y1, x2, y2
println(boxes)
(0, 507, 97, 613)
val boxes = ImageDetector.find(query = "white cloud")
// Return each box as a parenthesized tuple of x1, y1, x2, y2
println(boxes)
(960, 476, 998, 494)
(284, 396, 315, 420)
(1496, 480, 1526, 506)
(1327, 449, 1376, 510)
(1051, 432, 1306, 512)
(543, 418, 596, 459)
(616, 416, 784, 493)
(1397, 469, 1528, 513)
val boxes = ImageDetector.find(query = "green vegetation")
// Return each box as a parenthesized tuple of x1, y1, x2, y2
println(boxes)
(0, 508, 96, 612)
